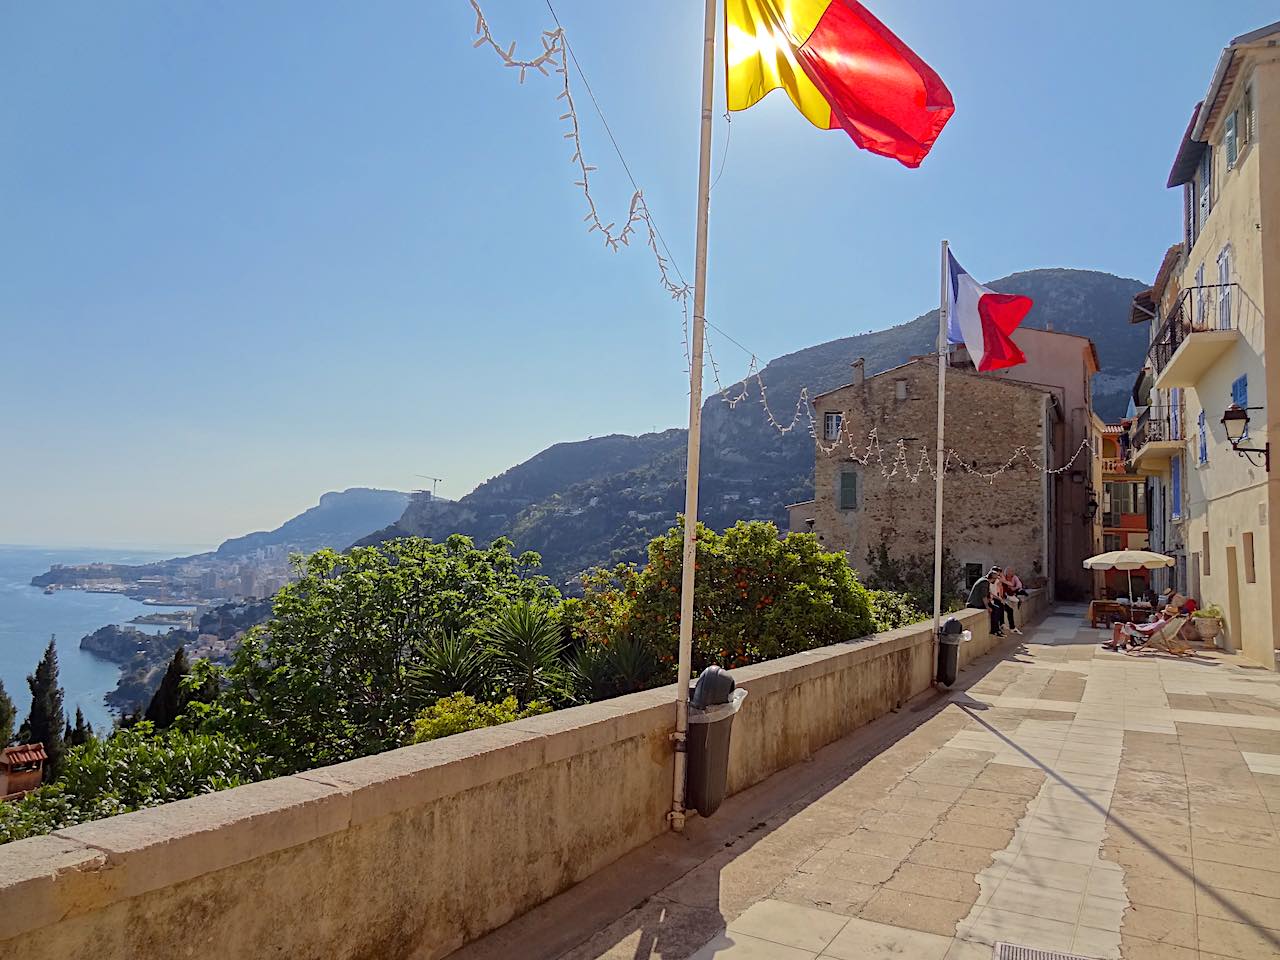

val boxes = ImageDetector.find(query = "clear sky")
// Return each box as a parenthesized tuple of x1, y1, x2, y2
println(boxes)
(2, 2, 1275, 549)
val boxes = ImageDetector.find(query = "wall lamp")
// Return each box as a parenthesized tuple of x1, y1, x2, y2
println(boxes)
(1220, 404, 1270, 471)
(1084, 496, 1099, 524)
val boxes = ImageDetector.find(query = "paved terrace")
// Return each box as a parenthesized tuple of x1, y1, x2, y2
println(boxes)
(456, 607, 1280, 960)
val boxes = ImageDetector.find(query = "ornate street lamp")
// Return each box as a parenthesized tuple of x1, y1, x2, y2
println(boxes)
(1084, 496, 1099, 524)
(1220, 404, 1270, 471)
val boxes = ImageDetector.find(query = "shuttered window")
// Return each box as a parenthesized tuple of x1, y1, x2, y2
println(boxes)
(1198, 411, 1208, 465)
(1218, 246, 1233, 329)
(823, 412, 842, 441)
(1199, 148, 1212, 228)
(1226, 111, 1238, 168)
(838, 470, 858, 511)
(1232, 375, 1248, 438)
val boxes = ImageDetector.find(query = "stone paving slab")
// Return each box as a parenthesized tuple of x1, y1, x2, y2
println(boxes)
(450, 606, 1280, 960)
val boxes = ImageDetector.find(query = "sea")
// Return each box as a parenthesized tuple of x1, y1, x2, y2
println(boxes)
(0, 545, 198, 733)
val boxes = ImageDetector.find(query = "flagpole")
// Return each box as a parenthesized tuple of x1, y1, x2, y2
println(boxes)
(931, 240, 950, 678)
(671, 0, 718, 832)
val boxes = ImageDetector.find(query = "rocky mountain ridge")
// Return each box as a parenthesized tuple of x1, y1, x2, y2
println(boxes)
(367, 268, 1149, 588)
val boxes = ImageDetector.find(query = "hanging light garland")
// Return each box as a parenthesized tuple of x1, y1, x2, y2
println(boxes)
(468, 2, 1100, 488)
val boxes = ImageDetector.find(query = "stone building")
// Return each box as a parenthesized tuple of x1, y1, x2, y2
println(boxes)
(788, 358, 1060, 601)
(971, 327, 1103, 599)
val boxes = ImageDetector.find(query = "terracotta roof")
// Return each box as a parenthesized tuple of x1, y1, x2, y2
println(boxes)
(2, 744, 46, 766)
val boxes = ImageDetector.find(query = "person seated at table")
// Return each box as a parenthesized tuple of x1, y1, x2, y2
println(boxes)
(1101, 605, 1176, 651)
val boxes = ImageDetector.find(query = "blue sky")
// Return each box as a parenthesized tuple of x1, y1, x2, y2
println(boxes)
(2, 1, 1275, 549)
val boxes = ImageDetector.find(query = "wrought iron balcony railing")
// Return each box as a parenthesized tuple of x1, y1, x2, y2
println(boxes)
(1130, 404, 1183, 455)
(1149, 283, 1240, 376)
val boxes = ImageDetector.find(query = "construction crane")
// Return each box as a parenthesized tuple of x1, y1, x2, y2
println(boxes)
(415, 475, 444, 498)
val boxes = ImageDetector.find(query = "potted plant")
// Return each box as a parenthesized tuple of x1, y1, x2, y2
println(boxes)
(1192, 605, 1224, 643)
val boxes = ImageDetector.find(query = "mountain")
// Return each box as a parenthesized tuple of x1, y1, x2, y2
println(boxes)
(367, 269, 1147, 589)
(35, 488, 413, 600)
(211, 488, 412, 559)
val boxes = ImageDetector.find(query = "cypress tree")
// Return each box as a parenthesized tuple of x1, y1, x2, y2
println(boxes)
(67, 707, 94, 747)
(144, 646, 190, 729)
(24, 636, 66, 780)
(0, 678, 15, 746)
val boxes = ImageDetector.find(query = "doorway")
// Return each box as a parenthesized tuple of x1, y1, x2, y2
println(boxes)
(1225, 546, 1243, 654)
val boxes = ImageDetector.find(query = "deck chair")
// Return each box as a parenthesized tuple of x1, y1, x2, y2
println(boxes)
(1127, 615, 1194, 657)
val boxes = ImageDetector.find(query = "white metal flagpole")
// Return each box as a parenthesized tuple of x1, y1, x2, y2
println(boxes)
(931, 240, 950, 674)
(671, 0, 718, 832)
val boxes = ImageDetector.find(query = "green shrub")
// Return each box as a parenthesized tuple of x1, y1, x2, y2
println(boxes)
(0, 723, 260, 844)
(1192, 604, 1223, 619)
(408, 694, 550, 744)
(213, 536, 560, 775)
(581, 519, 874, 676)
(868, 590, 928, 631)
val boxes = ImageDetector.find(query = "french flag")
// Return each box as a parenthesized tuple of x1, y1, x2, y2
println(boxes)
(946, 251, 1032, 372)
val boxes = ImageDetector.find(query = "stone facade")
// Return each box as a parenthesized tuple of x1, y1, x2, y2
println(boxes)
(808, 359, 1057, 599)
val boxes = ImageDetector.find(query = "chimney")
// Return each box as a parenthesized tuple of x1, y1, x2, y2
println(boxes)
(852, 358, 865, 386)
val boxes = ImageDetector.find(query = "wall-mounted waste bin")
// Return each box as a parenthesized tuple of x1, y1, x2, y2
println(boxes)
(686, 666, 748, 818)
(935, 616, 972, 687)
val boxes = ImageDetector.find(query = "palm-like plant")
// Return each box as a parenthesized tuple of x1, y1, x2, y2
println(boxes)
(570, 634, 663, 703)
(406, 630, 491, 705)
(487, 602, 566, 705)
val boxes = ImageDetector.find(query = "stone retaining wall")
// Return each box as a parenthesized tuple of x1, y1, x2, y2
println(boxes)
(0, 592, 1047, 959)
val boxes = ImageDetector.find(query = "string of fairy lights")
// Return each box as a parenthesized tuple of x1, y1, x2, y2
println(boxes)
(467, 2, 1103, 486)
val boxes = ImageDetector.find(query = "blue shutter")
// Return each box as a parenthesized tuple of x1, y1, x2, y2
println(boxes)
(1170, 456, 1182, 520)
(1232, 375, 1249, 438)
(1198, 411, 1208, 464)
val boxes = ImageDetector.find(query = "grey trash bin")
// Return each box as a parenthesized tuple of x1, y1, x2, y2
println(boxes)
(935, 616, 971, 687)
(686, 666, 748, 818)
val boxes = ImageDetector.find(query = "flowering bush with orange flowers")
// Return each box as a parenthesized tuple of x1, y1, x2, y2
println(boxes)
(577, 519, 875, 682)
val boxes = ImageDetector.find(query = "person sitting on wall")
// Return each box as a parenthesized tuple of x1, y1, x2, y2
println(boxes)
(966, 569, 1004, 638)
(1001, 567, 1028, 600)
(1101, 605, 1175, 651)
(992, 568, 1023, 636)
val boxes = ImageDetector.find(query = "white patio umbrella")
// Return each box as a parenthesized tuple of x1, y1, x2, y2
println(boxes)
(1083, 550, 1175, 604)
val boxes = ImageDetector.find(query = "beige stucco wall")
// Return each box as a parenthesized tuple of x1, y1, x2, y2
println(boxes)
(811, 360, 1053, 595)
(0, 595, 1048, 960)
(1176, 46, 1278, 667)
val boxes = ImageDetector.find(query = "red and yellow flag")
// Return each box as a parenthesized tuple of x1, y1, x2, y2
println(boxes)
(725, 0, 954, 167)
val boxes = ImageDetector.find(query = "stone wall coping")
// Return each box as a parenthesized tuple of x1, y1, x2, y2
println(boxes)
(0, 594, 1040, 945)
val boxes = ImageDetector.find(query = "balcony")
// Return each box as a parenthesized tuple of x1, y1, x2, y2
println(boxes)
(1150, 284, 1243, 389)
(1101, 457, 1131, 476)
(1130, 404, 1184, 474)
